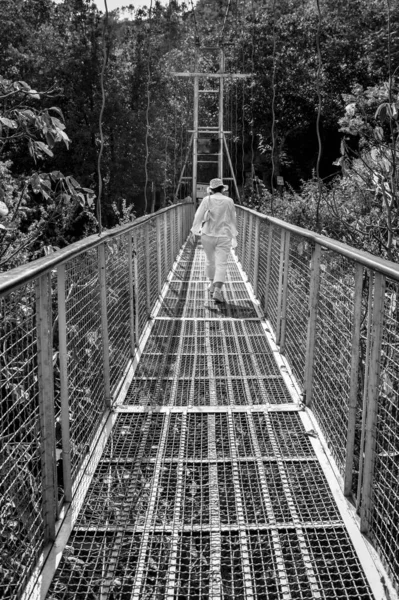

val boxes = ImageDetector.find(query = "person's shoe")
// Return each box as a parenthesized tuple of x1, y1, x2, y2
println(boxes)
(208, 283, 215, 293)
(213, 288, 224, 303)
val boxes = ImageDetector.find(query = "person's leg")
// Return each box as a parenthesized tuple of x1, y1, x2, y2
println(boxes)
(212, 237, 232, 301)
(201, 234, 216, 282)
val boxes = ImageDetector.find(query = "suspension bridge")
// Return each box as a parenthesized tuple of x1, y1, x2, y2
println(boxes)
(1, 202, 399, 599)
(2, 2, 399, 599)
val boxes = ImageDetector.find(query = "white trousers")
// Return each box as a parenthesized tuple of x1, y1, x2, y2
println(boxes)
(201, 234, 232, 284)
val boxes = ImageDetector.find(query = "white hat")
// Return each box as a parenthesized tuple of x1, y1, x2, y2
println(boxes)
(207, 178, 228, 193)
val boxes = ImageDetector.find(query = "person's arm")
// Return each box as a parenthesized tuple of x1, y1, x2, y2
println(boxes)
(229, 199, 238, 238)
(191, 196, 208, 235)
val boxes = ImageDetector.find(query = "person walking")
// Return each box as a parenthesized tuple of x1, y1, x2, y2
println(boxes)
(189, 178, 238, 303)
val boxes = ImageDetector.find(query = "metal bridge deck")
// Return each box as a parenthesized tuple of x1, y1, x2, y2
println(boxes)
(46, 242, 377, 599)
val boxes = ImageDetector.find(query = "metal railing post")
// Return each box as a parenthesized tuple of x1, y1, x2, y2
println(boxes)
(276, 229, 286, 346)
(304, 243, 322, 407)
(360, 271, 386, 533)
(279, 231, 291, 354)
(344, 263, 363, 496)
(178, 205, 182, 247)
(36, 273, 57, 542)
(57, 265, 72, 503)
(242, 210, 248, 271)
(133, 235, 140, 343)
(145, 222, 151, 316)
(170, 211, 175, 267)
(253, 217, 260, 296)
(164, 212, 168, 274)
(263, 222, 273, 315)
(98, 242, 111, 408)
(127, 234, 136, 356)
(247, 213, 254, 281)
(156, 216, 163, 294)
(356, 272, 373, 511)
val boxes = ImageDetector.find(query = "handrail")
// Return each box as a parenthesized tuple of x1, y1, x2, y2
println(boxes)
(235, 204, 399, 591)
(0, 200, 195, 600)
(240, 205, 399, 281)
(0, 202, 190, 295)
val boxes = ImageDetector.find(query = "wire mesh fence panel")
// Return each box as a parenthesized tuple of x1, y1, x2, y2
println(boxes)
(0, 283, 44, 600)
(369, 278, 399, 587)
(284, 234, 312, 387)
(106, 236, 131, 391)
(312, 253, 356, 475)
(65, 250, 106, 481)
(267, 224, 282, 335)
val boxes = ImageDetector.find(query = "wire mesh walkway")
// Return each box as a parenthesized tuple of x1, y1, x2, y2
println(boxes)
(46, 240, 377, 599)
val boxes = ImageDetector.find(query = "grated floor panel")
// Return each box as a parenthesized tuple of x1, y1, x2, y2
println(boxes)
(46, 241, 376, 599)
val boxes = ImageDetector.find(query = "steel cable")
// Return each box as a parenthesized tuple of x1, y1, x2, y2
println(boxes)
(250, 0, 255, 193)
(219, 0, 232, 46)
(270, 0, 277, 214)
(96, 0, 109, 234)
(315, 0, 323, 230)
(144, 0, 154, 214)
(190, 0, 201, 47)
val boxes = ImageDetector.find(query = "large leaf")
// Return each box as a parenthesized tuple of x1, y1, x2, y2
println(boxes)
(0, 116, 17, 129)
(49, 106, 65, 121)
(34, 141, 54, 157)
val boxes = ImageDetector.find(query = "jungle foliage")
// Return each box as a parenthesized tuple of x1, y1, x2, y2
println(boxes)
(0, 0, 398, 267)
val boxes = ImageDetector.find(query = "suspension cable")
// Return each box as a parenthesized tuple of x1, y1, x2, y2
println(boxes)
(270, 0, 277, 214)
(386, 0, 396, 209)
(250, 0, 255, 194)
(97, 0, 109, 234)
(219, 0, 232, 46)
(315, 0, 323, 230)
(144, 0, 153, 214)
(234, 0, 239, 182)
(189, 0, 201, 47)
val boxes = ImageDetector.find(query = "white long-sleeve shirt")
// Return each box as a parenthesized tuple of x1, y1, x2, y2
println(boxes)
(191, 193, 238, 246)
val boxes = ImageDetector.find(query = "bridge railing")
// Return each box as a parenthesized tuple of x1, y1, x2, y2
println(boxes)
(236, 205, 399, 589)
(0, 201, 194, 600)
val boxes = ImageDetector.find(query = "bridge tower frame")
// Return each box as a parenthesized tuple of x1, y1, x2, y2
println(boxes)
(172, 47, 251, 204)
